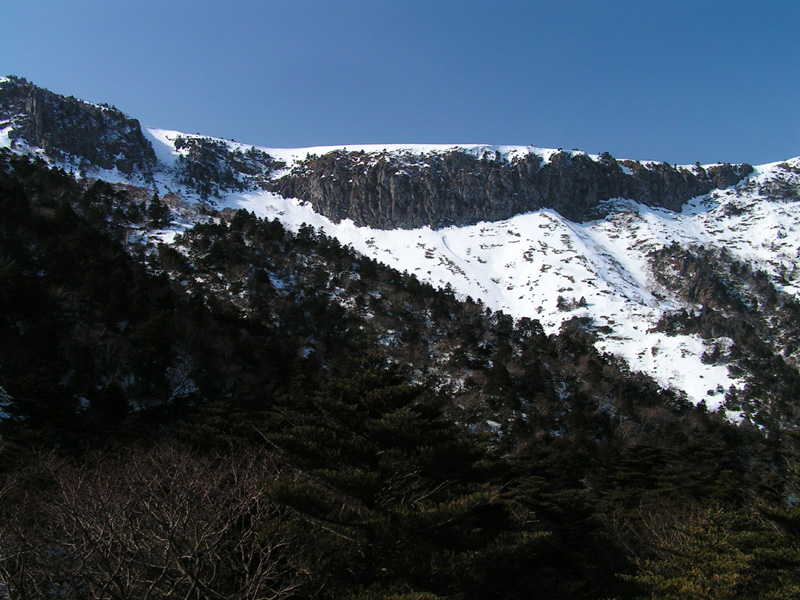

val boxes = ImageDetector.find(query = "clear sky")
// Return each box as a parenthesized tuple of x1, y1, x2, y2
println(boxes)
(2, 0, 797, 165)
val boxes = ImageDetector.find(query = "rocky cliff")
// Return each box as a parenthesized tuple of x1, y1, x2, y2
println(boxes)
(274, 148, 753, 228)
(0, 76, 156, 177)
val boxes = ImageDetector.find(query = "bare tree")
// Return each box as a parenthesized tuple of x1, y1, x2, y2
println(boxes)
(0, 444, 306, 600)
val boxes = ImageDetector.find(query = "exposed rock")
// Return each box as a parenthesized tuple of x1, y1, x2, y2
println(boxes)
(707, 163, 754, 189)
(275, 148, 753, 228)
(0, 76, 157, 177)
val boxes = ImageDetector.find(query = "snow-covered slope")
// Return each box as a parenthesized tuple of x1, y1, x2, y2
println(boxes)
(3, 80, 798, 413)
(136, 128, 800, 411)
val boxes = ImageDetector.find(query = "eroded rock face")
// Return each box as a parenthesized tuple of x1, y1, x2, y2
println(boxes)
(0, 76, 156, 177)
(275, 148, 753, 228)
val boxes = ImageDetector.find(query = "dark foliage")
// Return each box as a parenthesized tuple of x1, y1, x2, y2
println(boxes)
(173, 135, 284, 199)
(0, 151, 798, 598)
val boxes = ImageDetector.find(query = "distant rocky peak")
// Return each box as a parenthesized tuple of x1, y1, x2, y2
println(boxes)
(0, 77, 757, 229)
(0, 75, 157, 178)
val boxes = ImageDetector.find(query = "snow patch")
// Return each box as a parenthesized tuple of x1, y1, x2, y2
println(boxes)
(0, 125, 12, 149)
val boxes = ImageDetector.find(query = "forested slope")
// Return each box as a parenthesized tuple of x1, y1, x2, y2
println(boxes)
(1, 151, 799, 598)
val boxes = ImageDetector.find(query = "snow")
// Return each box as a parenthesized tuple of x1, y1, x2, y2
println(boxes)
(143, 128, 184, 167)
(0, 125, 11, 148)
(145, 127, 593, 173)
(209, 186, 748, 408)
(151, 228, 181, 245)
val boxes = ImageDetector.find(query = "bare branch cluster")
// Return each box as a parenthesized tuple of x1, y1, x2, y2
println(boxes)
(0, 445, 305, 600)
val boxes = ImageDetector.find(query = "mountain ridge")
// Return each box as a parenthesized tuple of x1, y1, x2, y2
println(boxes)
(273, 146, 752, 228)
(1, 75, 755, 226)
(2, 75, 799, 417)
(0, 75, 157, 177)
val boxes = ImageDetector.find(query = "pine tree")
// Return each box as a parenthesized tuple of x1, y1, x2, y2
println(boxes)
(628, 506, 800, 599)
(147, 192, 170, 228)
(261, 351, 550, 599)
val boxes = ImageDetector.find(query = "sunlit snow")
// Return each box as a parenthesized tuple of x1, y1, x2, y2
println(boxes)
(0, 124, 12, 149)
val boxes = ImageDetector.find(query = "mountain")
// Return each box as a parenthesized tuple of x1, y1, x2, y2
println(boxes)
(1, 76, 799, 599)
(274, 145, 752, 227)
(3, 75, 798, 422)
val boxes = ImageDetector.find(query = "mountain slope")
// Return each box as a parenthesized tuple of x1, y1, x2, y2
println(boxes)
(2, 77, 800, 600)
(2, 76, 799, 423)
(0, 75, 156, 177)
(147, 127, 799, 417)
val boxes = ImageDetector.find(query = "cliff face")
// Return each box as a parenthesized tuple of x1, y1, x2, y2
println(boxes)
(274, 148, 753, 228)
(0, 76, 156, 177)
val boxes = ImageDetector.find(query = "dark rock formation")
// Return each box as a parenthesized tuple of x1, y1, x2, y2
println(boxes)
(0, 76, 156, 177)
(275, 148, 754, 228)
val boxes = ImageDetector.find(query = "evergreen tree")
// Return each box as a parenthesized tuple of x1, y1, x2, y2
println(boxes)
(147, 192, 170, 228)
(261, 352, 550, 599)
(628, 506, 800, 599)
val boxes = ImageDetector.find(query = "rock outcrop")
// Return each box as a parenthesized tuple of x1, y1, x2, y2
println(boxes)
(0, 76, 156, 177)
(274, 148, 753, 228)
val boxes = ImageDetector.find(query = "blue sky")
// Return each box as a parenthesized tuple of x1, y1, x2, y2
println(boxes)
(2, 0, 797, 165)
